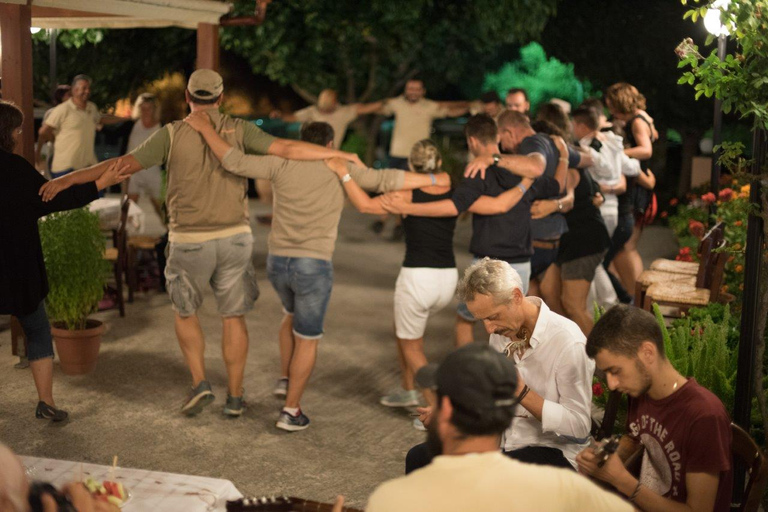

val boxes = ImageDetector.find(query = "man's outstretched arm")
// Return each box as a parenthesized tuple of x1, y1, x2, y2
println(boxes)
(39, 155, 143, 202)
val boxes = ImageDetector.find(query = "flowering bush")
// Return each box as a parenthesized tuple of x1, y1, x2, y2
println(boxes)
(665, 179, 751, 303)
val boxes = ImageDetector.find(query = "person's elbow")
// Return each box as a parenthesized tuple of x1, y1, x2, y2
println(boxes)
(267, 138, 292, 158)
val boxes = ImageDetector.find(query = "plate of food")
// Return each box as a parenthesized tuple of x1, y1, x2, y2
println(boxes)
(84, 478, 131, 508)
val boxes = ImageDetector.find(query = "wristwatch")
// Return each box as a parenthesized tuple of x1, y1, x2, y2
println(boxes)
(492, 153, 501, 165)
(341, 173, 352, 183)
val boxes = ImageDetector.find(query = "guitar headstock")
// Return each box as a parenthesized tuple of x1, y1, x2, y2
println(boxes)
(226, 496, 293, 511)
(594, 434, 622, 467)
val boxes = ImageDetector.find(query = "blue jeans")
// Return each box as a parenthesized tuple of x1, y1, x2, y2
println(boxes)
(267, 255, 334, 339)
(17, 300, 54, 361)
(457, 259, 530, 322)
(50, 168, 73, 179)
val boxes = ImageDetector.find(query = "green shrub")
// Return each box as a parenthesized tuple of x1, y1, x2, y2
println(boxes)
(39, 208, 109, 330)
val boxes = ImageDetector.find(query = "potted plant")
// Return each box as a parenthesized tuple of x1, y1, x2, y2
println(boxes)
(39, 207, 110, 375)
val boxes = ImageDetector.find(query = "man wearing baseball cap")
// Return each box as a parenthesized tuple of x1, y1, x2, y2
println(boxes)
(365, 343, 632, 512)
(40, 69, 365, 418)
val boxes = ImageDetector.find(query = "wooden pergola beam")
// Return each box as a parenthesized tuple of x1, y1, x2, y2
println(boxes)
(0, 3, 35, 163)
(196, 23, 219, 71)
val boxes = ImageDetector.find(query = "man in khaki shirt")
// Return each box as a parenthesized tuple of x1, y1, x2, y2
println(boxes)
(39, 70, 365, 420)
(183, 115, 449, 431)
(272, 89, 382, 149)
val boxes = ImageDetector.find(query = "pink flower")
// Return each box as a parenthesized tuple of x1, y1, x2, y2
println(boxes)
(718, 188, 734, 202)
(701, 192, 717, 205)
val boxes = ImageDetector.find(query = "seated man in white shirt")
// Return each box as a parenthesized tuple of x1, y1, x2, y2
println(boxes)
(406, 258, 594, 472)
(368, 343, 631, 512)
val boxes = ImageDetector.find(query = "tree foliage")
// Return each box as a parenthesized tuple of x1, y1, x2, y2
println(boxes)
(483, 42, 593, 114)
(220, 0, 558, 103)
(32, 28, 194, 108)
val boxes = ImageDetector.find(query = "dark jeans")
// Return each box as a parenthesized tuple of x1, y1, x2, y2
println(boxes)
(405, 442, 573, 474)
(530, 245, 559, 281)
(388, 156, 410, 170)
(17, 300, 54, 361)
(603, 213, 634, 303)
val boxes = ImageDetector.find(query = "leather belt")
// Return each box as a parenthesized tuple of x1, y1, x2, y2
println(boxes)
(532, 239, 560, 250)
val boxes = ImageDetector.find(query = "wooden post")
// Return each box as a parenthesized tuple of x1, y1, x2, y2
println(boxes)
(0, 3, 35, 164)
(196, 23, 220, 71)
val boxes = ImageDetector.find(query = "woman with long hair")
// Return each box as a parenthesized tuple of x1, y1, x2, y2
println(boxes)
(604, 83, 658, 300)
(0, 100, 123, 421)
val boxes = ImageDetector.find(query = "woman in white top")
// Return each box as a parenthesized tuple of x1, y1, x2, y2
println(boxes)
(125, 93, 163, 215)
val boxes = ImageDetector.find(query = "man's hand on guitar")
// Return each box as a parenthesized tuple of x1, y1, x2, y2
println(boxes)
(576, 443, 630, 488)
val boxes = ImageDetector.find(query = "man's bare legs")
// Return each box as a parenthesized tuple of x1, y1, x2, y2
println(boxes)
(540, 265, 564, 314)
(29, 358, 54, 405)
(284, 335, 319, 409)
(455, 316, 475, 347)
(221, 315, 248, 396)
(175, 313, 206, 386)
(278, 314, 295, 379)
(561, 278, 594, 335)
(528, 278, 541, 298)
(395, 336, 412, 391)
(614, 225, 644, 293)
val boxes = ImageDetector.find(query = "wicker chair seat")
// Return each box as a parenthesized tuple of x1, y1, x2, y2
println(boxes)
(645, 282, 710, 306)
(128, 235, 159, 250)
(638, 270, 696, 287)
(649, 259, 699, 275)
(104, 247, 119, 261)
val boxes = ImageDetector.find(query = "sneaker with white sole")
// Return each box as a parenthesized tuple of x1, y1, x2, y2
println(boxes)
(380, 388, 420, 408)
(276, 408, 310, 432)
(223, 392, 245, 417)
(181, 380, 214, 416)
(412, 418, 426, 431)
(273, 377, 289, 398)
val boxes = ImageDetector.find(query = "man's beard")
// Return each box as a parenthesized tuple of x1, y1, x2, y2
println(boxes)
(635, 359, 653, 397)
(425, 416, 443, 458)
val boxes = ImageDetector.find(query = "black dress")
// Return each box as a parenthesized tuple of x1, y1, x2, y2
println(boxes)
(557, 169, 610, 264)
(0, 149, 99, 316)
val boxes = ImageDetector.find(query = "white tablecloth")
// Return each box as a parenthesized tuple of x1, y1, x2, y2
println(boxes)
(88, 198, 145, 234)
(21, 456, 242, 512)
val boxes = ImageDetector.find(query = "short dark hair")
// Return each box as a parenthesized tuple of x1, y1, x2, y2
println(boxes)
(530, 119, 564, 138)
(438, 392, 515, 437)
(54, 85, 71, 105)
(300, 122, 335, 147)
(572, 106, 600, 131)
(581, 97, 605, 113)
(480, 91, 502, 104)
(507, 88, 529, 101)
(189, 92, 221, 105)
(0, 100, 23, 153)
(586, 305, 666, 359)
(464, 114, 498, 145)
(535, 103, 570, 138)
(497, 110, 531, 130)
(71, 74, 92, 87)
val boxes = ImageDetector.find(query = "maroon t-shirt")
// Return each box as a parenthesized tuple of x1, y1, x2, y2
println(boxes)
(626, 378, 732, 511)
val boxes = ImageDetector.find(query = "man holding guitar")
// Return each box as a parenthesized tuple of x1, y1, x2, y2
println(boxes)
(577, 305, 732, 512)
(367, 343, 632, 511)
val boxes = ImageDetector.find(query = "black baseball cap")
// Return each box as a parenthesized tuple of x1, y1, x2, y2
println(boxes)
(416, 343, 518, 423)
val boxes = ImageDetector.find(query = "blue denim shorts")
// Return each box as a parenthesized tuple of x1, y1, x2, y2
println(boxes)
(457, 259, 531, 322)
(267, 255, 334, 339)
(18, 300, 54, 361)
(530, 245, 559, 281)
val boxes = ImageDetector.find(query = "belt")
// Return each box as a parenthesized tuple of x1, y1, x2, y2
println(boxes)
(532, 239, 560, 250)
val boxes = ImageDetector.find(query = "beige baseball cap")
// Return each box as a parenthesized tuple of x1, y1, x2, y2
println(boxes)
(187, 69, 224, 101)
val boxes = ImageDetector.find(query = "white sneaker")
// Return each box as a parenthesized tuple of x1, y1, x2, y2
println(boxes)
(412, 418, 426, 431)
(273, 377, 289, 398)
(380, 389, 420, 408)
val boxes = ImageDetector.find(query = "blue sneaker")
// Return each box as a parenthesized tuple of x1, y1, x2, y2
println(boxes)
(276, 408, 310, 432)
(223, 392, 246, 417)
(181, 380, 214, 416)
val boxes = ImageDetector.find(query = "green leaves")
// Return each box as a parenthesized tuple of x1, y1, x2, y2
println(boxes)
(39, 208, 109, 330)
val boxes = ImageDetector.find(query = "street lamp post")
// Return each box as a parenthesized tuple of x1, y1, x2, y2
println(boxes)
(704, 2, 729, 213)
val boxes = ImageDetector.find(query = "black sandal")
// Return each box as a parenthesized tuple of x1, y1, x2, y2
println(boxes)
(35, 401, 69, 422)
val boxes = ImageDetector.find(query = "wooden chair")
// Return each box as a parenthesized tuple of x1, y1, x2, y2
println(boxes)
(643, 237, 729, 315)
(636, 223, 724, 306)
(731, 423, 768, 512)
(126, 235, 161, 302)
(103, 194, 129, 317)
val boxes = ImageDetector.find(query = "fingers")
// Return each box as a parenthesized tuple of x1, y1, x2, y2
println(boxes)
(331, 495, 346, 512)
(41, 493, 59, 512)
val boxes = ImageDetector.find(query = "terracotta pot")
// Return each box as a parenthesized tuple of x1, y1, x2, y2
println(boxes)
(51, 319, 104, 375)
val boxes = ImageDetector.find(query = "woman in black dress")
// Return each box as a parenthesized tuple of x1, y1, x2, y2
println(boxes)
(0, 101, 123, 421)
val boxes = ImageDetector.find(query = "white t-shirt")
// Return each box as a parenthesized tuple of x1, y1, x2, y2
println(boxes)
(44, 99, 101, 172)
(366, 452, 633, 512)
(127, 121, 162, 173)
(580, 131, 641, 219)
(380, 96, 449, 158)
(489, 298, 594, 467)
(294, 105, 358, 149)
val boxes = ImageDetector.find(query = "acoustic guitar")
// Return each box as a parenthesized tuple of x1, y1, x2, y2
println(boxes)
(226, 495, 363, 512)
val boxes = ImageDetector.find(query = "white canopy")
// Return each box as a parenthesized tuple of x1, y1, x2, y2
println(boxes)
(1, 0, 232, 29)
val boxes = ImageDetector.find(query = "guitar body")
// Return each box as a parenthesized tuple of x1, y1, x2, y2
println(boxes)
(226, 495, 363, 512)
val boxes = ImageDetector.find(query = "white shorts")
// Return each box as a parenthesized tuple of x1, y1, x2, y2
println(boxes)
(127, 167, 162, 200)
(394, 267, 458, 339)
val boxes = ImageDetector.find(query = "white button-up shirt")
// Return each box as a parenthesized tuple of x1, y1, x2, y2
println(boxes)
(489, 297, 594, 467)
